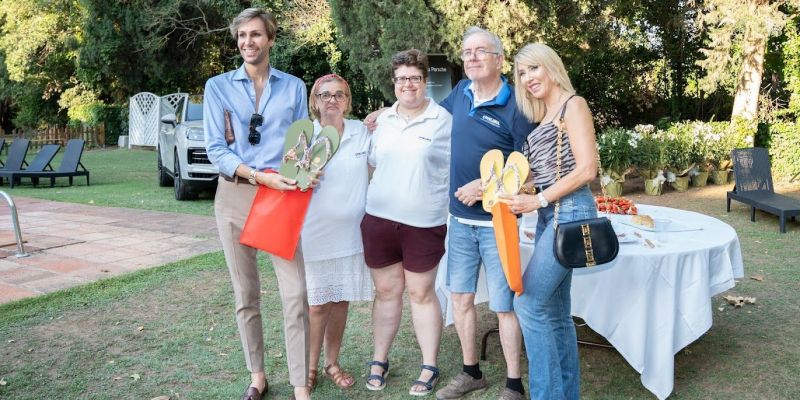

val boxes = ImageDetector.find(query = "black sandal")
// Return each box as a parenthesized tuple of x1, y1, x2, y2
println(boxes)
(409, 364, 440, 396)
(365, 360, 390, 391)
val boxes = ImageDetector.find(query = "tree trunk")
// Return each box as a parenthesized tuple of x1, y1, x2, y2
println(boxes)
(731, 10, 768, 120)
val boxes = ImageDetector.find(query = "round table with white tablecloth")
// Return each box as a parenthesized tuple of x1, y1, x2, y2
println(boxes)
(435, 205, 744, 400)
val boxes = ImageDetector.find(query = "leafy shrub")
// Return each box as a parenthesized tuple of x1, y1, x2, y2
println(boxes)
(768, 122, 800, 180)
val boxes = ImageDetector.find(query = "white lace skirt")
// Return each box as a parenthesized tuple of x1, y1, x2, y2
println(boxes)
(304, 253, 375, 306)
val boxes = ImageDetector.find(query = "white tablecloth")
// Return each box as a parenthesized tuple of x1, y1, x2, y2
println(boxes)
(435, 205, 744, 400)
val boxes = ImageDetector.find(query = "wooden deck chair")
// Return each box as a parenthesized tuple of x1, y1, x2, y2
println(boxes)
(0, 144, 60, 188)
(727, 147, 800, 233)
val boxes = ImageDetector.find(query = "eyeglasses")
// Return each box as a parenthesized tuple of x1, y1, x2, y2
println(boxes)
(392, 75, 423, 85)
(460, 48, 500, 61)
(249, 113, 263, 145)
(315, 92, 347, 102)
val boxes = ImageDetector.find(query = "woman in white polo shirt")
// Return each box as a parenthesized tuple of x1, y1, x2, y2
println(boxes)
(300, 74, 374, 392)
(361, 49, 452, 396)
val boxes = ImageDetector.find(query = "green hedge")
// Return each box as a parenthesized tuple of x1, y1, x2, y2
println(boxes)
(767, 122, 800, 180)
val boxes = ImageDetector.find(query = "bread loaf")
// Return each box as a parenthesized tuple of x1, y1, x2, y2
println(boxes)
(632, 214, 654, 228)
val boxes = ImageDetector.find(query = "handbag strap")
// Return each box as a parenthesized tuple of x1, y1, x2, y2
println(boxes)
(553, 95, 608, 229)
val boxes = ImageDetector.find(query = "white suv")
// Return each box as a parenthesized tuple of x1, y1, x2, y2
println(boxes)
(158, 95, 218, 200)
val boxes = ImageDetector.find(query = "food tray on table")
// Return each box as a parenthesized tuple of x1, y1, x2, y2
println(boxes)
(614, 214, 703, 232)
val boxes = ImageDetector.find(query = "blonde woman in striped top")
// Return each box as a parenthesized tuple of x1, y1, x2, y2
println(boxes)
(498, 43, 599, 400)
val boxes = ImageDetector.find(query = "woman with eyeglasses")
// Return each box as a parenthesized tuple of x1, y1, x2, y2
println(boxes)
(203, 8, 313, 400)
(361, 49, 452, 396)
(299, 73, 374, 392)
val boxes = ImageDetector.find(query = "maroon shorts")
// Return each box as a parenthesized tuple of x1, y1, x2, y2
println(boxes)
(360, 213, 446, 273)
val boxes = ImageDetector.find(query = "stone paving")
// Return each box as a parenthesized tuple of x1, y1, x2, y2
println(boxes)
(0, 196, 220, 304)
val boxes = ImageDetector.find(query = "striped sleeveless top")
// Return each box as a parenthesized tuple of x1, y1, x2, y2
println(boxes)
(522, 96, 577, 186)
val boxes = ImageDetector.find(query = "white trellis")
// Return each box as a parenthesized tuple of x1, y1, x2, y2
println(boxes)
(161, 93, 188, 119)
(128, 92, 190, 148)
(128, 92, 160, 148)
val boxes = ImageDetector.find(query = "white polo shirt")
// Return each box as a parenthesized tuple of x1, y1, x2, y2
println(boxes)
(301, 119, 371, 262)
(366, 99, 452, 228)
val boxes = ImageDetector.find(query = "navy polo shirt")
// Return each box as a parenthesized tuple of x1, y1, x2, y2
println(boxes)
(440, 78, 536, 221)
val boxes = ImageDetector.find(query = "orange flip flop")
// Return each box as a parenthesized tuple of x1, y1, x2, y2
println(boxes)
(490, 151, 529, 296)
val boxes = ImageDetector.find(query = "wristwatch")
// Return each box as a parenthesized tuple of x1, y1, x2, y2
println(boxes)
(536, 193, 549, 208)
(248, 169, 258, 185)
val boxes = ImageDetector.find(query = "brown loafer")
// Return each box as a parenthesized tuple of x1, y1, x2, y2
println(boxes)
(241, 381, 268, 400)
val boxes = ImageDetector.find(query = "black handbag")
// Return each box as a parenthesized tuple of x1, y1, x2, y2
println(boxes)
(554, 217, 619, 267)
(551, 98, 619, 268)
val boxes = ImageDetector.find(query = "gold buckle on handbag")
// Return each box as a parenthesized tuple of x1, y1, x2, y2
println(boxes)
(581, 224, 597, 267)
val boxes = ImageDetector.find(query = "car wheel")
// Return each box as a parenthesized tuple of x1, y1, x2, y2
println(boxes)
(174, 149, 198, 200)
(157, 147, 173, 187)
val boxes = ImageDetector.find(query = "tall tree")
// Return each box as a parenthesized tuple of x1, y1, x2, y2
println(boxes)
(0, 0, 82, 127)
(697, 0, 796, 120)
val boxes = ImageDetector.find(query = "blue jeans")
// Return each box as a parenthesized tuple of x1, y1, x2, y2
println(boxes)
(514, 185, 595, 400)
(446, 216, 515, 312)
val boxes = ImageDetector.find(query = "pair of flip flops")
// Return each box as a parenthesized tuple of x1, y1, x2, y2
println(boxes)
(279, 119, 341, 191)
(480, 149, 529, 212)
(480, 149, 529, 296)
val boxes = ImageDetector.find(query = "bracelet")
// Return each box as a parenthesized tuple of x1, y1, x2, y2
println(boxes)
(248, 169, 258, 185)
(519, 185, 536, 195)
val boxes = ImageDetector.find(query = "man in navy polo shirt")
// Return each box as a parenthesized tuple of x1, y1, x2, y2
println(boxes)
(434, 27, 534, 400)
(364, 28, 535, 400)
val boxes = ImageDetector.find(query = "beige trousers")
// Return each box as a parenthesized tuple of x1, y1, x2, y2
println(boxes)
(214, 178, 310, 387)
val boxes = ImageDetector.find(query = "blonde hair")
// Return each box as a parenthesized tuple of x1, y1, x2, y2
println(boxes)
(308, 74, 352, 120)
(513, 43, 575, 123)
(230, 8, 277, 40)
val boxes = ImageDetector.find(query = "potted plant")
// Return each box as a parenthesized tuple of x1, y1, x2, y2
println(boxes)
(631, 125, 666, 195)
(663, 123, 694, 192)
(707, 122, 732, 184)
(688, 122, 711, 187)
(597, 127, 634, 197)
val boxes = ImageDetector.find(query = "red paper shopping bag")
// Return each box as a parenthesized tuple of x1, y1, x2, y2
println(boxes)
(239, 171, 313, 260)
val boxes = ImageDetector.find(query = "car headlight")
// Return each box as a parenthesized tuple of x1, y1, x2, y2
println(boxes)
(186, 128, 205, 141)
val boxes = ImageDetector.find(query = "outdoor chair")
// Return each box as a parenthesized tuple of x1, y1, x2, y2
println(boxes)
(13, 139, 90, 188)
(0, 144, 60, 188)
(0, 138, 30, 173)
(0, 138, 5, 166)
(727, 147, 800, 233)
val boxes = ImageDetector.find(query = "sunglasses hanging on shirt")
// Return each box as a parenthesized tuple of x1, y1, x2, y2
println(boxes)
(249, 113, 264, 145)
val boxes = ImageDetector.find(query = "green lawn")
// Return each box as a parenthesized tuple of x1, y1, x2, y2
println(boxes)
(3, 147, 214, 216)
(1, 149, 799, 399)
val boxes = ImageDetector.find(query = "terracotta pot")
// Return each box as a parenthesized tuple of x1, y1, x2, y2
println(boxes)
(644, 179, 663, 196)
(691, 171, 709, 187)
(671, 176, 690, 192)
(710, 170, 729, 184)
(602, 181, 624, 197)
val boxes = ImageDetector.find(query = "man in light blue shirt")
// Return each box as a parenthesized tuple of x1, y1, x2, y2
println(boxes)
(204, 50, 307, 181)
(203, 7, 312, 400)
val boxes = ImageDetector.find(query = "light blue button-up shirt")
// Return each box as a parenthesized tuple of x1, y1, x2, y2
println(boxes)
(204, 64, 308, 177)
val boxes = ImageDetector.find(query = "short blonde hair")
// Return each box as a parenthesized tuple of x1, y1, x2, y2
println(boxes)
(513, 43, 575, 123)
(229, 8, 277, 40)
(309, 74, 352, 120)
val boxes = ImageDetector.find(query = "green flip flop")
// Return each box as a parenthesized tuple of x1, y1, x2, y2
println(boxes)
(295, 124, 341, 191)
(279, 119, 314, 181)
